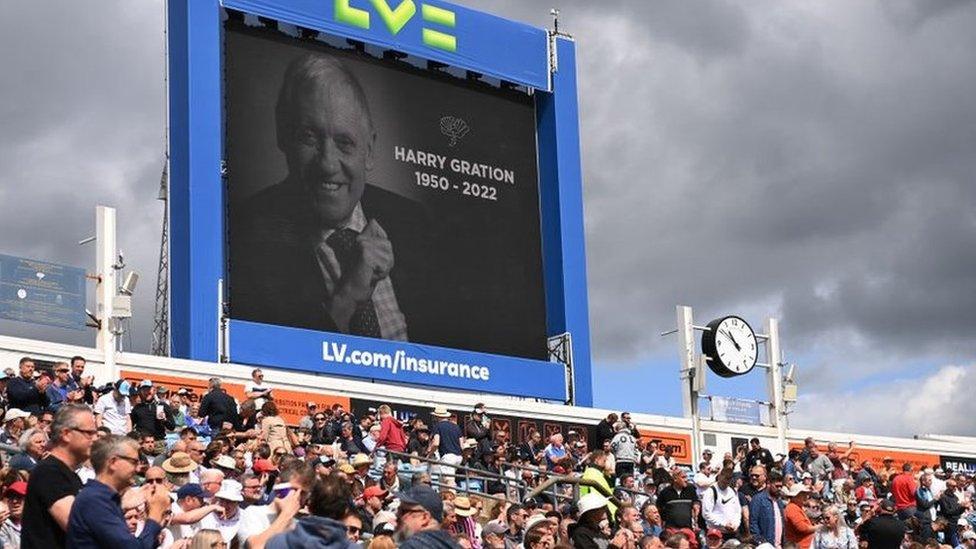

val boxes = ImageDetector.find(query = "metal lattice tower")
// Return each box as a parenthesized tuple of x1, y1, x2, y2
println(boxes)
(151, 158, 170, 356)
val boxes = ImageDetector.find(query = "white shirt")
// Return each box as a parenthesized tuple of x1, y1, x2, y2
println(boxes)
(695, 472, 717, 496)
(169, 500, 199, 540)
(94, 393, 131, 435)
(244, 381, 272, 410)
(199, 510, 242, 544)
(76, 464, 96, 485)
(237, 504, 278, 545)
(702, 484, 742, 531)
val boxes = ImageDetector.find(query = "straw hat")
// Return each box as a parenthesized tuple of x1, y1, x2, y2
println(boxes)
(432, 406, 451, 418)
(351, 453, 372, 468)
(162, 452, 197, 474)
(454, 496, 478, 517)
(213, 454, 237, 471)
(785, 484, 811, 498)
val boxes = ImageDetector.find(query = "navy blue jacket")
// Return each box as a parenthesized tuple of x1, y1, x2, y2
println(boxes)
(6, 376, 49, 413)
(748, 490, 783, 546)
(66, 479, 162, 549)
(266, 516, 357, 549)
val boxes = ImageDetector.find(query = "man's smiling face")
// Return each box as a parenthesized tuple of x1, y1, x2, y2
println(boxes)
(281, 78, 374, 229)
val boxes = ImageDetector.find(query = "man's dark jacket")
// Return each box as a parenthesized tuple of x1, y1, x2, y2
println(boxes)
(198, 388, 239, 430)
(230, 182, 436, 341)
(7, 377, 49, 413)
(859, 514, 907, 549)
(130, 399, 176, 439)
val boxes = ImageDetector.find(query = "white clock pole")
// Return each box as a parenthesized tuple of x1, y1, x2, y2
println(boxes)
(764, 317, 786, 454)
(676, 305, 702, 461)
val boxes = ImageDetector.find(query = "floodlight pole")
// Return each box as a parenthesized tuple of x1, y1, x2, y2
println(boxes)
(95, 205, 119, 381)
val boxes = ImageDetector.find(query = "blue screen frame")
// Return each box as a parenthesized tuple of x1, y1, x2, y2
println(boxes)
(168, 0, 592, 404)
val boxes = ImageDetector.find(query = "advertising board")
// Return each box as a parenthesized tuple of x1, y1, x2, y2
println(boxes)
(789, 443, 940, 472)
(121, 370, 350, 426)
(941, 456, 976, 475)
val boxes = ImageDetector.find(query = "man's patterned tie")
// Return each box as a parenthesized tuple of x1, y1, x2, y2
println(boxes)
(326, 228, 381, 338)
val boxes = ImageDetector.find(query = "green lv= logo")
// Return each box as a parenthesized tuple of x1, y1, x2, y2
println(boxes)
(334, 0, 457, 52)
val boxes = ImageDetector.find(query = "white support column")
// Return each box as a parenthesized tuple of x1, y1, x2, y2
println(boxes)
(676, 305, 701, 460)
(765, 317, 786, 453)
(677, 306, 695, 417)
(95, 205, 118, 381)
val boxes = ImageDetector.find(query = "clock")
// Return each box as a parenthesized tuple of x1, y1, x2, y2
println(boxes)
(701, 316, 758, 377)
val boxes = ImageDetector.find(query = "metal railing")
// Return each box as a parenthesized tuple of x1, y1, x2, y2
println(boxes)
(381, 449, 593, 505)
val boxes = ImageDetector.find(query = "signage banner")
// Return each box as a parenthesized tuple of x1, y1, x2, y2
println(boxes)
(121, 370, 350, 426)
(790, 443, 940, 472)
(941, 456, 976, 475)
(224, 20, 549, 362)
(710, 396, 762, 425)
(223, 0, 550, 90)
(638, 428, 692, 465)
(229, 320, 568, 400)
(0, 253, 86, 330)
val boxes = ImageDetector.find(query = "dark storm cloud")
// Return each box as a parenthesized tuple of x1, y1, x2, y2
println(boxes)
(1, 1, 974, 436)
(0, 1, 165, 349)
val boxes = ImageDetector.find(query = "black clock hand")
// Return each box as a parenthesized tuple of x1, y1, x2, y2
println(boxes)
(722, 329, 742, 351)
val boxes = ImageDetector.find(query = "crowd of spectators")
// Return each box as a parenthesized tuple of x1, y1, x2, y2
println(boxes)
(0, 356, 973, 549)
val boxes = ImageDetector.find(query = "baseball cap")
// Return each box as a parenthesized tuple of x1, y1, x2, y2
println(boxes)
(397, 484, 443, 522)
(252, 459, 277, 474)
(176, 483, 207, 500)
(878, 499, 895, 513)
(3, 408, 31, 422)
(707, 529, 723, 539)
(363, 485, 388, 500)
(115, 380, 132, 396)
(4, 481, 27, 497)
(961, 531, 976, 541)
(139, 379, 153, 388)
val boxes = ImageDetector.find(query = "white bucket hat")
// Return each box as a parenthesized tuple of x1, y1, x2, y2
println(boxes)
(577, 492, 609, 516)
(214, 479, 243, 502)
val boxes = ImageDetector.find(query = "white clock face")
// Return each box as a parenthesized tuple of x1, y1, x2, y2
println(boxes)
(714, 317, 758, 374)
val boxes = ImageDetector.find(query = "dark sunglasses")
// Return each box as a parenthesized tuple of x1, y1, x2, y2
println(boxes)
(144, 477, 166, 484)
(346, 525, 361, 534)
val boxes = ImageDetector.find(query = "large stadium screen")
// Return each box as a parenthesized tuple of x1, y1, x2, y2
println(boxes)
(224, 17, 548, 360)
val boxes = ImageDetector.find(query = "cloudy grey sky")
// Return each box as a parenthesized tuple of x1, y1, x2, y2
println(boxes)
(1, 1, 973, 437)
